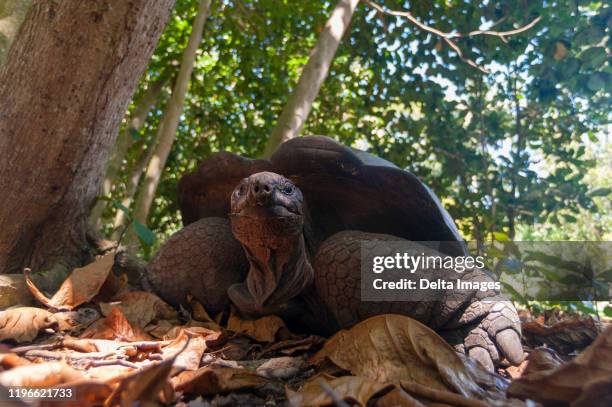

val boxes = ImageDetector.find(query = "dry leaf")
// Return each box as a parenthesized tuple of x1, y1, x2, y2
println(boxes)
(0, 384, 28, 406)
(54, 308, 101, 332)
(146, 319, 178, 339)
(163, 325, 220, 340)
(0, 353, 32, 368)
(25, 254, 115, 310)
(0, 362, 82, 386)
(188, 295, 221, 330)
(286, 374, 393, 407)
(60, 336, 105, 353)
(0, 307, 57, 342)
(228, 311, 287, 342)
(522, 315, 603, 354)
(372, 387, 425, 407)
(311, 315, 492, 398)
(522, 347, 563, 377)
(172, 365, 275, 396)
(83, 365, 134, 384)
(505, 359, 529, 380)
(40, 380, 112, 407)
(256, 356, 304, 380)
(399, 380, 490, 407)
(99, 291, 177, 328)
(95, 271, 128, 302)
(104, 357, 175, 407)
(571, 376, 612, 407)
(199, 330, 227, 349)
(257, 335, 325, 358)
(59, 336, 159, 358)
(507, 326, 612, 406)
(161, 329, 207, 374)
(0, 274, 33, 309)
(80, 307, 151, 341)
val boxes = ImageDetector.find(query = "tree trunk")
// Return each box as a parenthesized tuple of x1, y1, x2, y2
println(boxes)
(262, 0, 359, 157)
(0, 0, 31, 66)
(111, 140, 157, 240)
(508, 71, 524, 240)
(0, 0, 175, 274)
(129, 0, 212, 241)
(89, 74, 169, 229)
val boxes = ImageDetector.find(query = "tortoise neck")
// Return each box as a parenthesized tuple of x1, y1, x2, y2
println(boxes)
(242, 233, 314, 313)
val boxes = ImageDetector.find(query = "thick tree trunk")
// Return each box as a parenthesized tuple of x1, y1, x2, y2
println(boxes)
(262, 0, 359, 157)
(129, 0, 212, 241)
(0, 0, 31, 66)
(0, 0, 175, 274)
(89, 74, 169, 229)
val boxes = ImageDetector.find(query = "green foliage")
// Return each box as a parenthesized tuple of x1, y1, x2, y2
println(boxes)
(132, 220, 157, 248)
(96, 0, 609, 263)
(108, 199, 157, 250)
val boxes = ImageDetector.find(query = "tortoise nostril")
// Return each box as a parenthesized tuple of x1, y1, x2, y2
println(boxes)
(249, 179, 273, 204)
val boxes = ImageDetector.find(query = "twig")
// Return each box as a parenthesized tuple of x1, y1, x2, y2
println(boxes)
(86, 359, 140, 369)
(23, 350, 120, 361)
(118, 340, 170, 351)
(363, 0, 541, 73)
(463, 16, 542, 39)
(206, 344, 233, 355)
(11, 343, 60, 354)
(400, 381, 489, 407)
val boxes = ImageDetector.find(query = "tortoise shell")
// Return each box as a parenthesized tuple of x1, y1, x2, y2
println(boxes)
(178, 136, 465, 255)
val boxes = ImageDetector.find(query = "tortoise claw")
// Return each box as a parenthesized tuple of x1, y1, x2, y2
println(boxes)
(496, 328, 524, 365)
(456, 300, 524, 370)
(468, 346, 494, 371)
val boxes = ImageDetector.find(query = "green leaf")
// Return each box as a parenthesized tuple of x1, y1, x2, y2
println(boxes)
(501, 282, 528, 306)
(132, 220, 156, 247)
(604, 306, 612, 318)
(589, 187, 611, 197)
(575, 302, 597, 315)
(111, 200, 132, 217)
(492, 232, 510, 242)
(596, 268, 612, 281)
(129, 127, 141, 141)
(562, 214, 577, 222)
(496, 258, 522, 274)
(574, 26, 605, 46)
(587, 73, 607, 91)
(579, 47, 607, 68)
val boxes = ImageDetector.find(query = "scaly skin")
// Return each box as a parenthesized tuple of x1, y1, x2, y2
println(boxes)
(146, 172, 523, 370)
(145, 217, 247, 316)
(313, 230, 523, 370)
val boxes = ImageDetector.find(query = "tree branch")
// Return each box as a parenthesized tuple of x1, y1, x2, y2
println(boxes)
(363, 0, 541, 73)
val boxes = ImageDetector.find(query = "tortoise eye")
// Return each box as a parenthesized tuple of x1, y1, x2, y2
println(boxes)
(237, 183, 246, 196)
(281, 184, 294, 195)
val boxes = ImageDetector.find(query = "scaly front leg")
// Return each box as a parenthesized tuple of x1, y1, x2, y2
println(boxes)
(437, 270, 524, 370)
(313, 230, 524, 370)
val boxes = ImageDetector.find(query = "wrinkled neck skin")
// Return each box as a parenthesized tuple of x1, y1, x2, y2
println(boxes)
(228, 230, 314, 318)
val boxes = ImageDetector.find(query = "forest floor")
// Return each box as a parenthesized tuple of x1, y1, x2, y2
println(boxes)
(0, 253, 610, 406)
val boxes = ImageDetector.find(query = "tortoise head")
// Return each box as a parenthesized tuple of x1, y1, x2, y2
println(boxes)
(229, 172, 305, 249)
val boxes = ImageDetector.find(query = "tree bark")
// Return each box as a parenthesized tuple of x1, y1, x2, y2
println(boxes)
(508, 70, 524, 240)
(89, 74, 169, 229)
(262, 0, 359, 157)
(129, 0, 212, 241)
(0, 0, 175, 274)
(0, 0, 31, 66)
